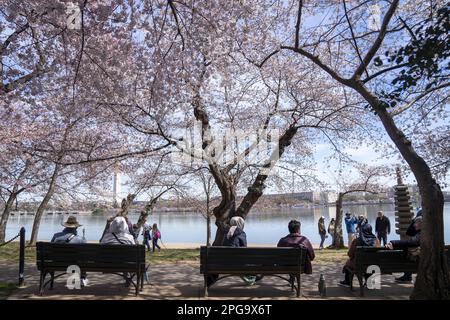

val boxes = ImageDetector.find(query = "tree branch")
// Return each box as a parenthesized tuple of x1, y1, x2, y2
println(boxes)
(352, 0, 400, 79)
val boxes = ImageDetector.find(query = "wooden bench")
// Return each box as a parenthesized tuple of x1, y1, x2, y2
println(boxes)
(200, 246, 307, 297)
(351, 245, 450, 296)
(36, 242, 146, 296)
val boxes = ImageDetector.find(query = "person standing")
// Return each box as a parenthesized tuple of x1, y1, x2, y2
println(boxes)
(152, 223, 161, 252)
(328, 218, 336, 246)
(375, 211, 391, 246)
(142, 221, 152, 251)
(356, 214, 368, 233)
(318, 216, 327, 250)
(344, 213, 358, 246)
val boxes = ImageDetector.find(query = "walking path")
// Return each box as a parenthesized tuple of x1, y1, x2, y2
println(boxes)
(0, 261, 414, 300)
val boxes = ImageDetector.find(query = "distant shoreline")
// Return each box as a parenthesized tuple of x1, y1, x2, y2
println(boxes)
(6, 200, 427, 216)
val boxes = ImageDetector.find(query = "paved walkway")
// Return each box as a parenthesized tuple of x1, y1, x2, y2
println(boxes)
(0, 261, 414, 300)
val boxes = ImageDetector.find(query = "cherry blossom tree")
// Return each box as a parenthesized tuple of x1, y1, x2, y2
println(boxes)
(240, 0, 449, 299)
(331, 164, 390, 248)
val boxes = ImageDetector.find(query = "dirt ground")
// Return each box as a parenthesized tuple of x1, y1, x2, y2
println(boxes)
(0, 260, 415, 300)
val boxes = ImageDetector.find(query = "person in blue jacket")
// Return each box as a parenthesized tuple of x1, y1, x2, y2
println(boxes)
(51, 216, 88, 286)
(344, 212, 358, 246)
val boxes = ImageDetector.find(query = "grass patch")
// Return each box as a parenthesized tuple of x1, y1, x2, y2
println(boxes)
(314, 248, 348, 264)
(146, 249, 200, 264)
(0, 242, 36, 263)
(0, 283, 18, 299)
(0, 242, 347, 265)
(0, 242, 200, 264)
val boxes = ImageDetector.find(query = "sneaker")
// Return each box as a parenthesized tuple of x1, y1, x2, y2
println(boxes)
(81, 278, 89, 287)
(395, 275, 412, 283)
(242, 276, 256, 286)
(338, 280, 351, 288)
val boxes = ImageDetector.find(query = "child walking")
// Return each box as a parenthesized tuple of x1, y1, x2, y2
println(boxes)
(142, 221, 152, 251)
(152, 223, 161, 252)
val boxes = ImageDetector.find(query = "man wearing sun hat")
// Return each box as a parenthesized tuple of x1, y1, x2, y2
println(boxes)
(51, 216, 88, 286)
(51, 216, 86, 244)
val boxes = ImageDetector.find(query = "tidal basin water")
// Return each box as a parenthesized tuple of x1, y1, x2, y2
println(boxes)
(5, 203, 450, 245)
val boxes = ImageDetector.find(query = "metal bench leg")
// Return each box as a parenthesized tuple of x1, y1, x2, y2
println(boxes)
(350, 272, 354, 291)
(357, 274, 364, 297)
(39, 271, 45, 296)
(290, 275, 295, 292)
(136, 272, 140, 296)
(50, 271, 55, 290)
(204, 275, 209, 297)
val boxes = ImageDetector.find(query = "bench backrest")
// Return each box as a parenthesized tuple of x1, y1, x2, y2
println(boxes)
(200, 246, 307, 274)
(36, 242, 146, 273)
(355, 246, 450, 274)
(355, 247, 417, 274)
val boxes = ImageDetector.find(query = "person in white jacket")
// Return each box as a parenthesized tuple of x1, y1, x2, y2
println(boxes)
(100, 216, 135, 245)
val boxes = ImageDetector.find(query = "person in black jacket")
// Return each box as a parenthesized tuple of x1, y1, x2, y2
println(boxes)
(222, 216, 261, 285)
(385, 216, 422, 283)
(375, 211, 391, 246)
(223, 216, 247, 247)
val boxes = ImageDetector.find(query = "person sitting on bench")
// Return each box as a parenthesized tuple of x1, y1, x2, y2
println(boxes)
(339, 223, 379, 287)
(100, 216, 137, 287)
(100, 216, 135, 245)
(51, 216, 88, 286)
(277, 220, 315, 274)
(386, 215, 422, 283)
(222, 216, 261, 285)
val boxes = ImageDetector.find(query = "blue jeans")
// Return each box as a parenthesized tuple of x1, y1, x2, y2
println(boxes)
(319, 234, 326, 248)
(143, 237, 151, 251)
(377, 233, 387, 246)
(152, 239, 161, 252)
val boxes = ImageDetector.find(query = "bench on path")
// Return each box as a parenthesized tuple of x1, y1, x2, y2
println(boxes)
(200, 246, 307, 297)
(351, 245, 450, 296)
(36, 242, 146, 296)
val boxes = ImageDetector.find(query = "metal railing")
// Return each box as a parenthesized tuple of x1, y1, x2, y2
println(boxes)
(0, 227, 26, 286)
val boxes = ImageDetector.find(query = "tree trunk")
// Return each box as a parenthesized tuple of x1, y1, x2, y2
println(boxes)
(236, 125, 299, 219)
(333, 192, 345, 248)
(354, 83, 450, 299)
(29, 164, 60, 246)
(411, 180, 448, 299)
(211, 196, 235, 246)
(206, 214, 211, 246)
(0, 190, 18, 243)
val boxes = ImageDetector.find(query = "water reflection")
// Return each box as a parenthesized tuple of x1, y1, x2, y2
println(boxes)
(5, 203, 450, 245)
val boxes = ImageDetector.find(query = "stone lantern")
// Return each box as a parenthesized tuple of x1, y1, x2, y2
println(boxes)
(394, 167, 414, 240)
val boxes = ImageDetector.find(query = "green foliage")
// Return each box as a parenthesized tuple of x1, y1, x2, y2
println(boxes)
(376, 2, 449, 108)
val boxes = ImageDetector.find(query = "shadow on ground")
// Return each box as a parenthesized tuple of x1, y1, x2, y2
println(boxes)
(0, 260, 414, 300)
